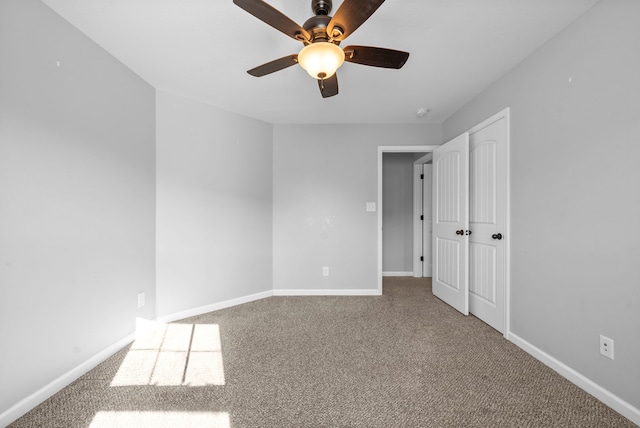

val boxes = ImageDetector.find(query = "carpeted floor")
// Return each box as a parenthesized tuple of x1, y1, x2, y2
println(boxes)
(9, 277, 637, 427)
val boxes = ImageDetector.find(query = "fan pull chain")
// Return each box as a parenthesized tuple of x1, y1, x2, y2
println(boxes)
(318, 72, 327, 91)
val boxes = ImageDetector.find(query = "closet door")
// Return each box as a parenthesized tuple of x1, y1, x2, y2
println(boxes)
(468, 116, 507, 333)
(432, 133, 469, 315)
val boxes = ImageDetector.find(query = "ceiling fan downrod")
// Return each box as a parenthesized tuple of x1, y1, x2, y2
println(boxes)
(312, 0, 332, 16)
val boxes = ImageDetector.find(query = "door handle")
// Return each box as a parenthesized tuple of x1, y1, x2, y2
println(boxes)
(456, 230, 464, 235)
(492, 233, 503, 240)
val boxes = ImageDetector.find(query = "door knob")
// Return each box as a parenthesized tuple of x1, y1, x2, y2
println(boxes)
(492, 233, 503, 240)
(456, 230, 464, 235)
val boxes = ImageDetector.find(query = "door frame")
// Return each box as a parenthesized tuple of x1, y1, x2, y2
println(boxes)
(413, 153, 433, 278)
(376, 107, 510, 338)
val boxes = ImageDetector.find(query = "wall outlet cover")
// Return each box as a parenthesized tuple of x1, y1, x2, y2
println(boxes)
(599, 335, 614, 360)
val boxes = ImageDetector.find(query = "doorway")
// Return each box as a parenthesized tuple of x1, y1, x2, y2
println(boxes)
(377, 145, 439, 294)
(382, 152, 427, 277)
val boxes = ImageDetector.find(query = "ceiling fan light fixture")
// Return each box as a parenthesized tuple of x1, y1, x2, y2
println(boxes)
(298, 42, 345, 79)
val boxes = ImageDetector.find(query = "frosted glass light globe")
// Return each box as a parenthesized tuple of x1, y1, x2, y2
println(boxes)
(298, 42, 345, 79)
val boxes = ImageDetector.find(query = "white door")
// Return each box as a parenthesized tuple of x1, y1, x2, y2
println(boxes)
(432, 133, 469, 315)
(468, 117, 507, 332)
(422, 164, 433, 277)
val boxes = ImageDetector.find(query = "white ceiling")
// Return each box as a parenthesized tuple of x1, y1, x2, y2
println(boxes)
(41, 0, 598, 125)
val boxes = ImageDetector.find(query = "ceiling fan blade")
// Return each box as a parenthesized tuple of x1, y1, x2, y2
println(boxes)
(327, 0, 386, 41)
(343, 45, 409, 69)
(233, 0, 310, 42)
(318, 73, 338, 98)
(247, 55, 299, 77)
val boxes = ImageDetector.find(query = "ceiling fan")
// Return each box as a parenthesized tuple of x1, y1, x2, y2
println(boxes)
(233, 0, 410, 98)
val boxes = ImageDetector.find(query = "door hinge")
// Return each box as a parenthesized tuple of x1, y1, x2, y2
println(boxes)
(420, 174, 424, 179)
(420, 256, 424, 261)
(420, 215, 424, 221)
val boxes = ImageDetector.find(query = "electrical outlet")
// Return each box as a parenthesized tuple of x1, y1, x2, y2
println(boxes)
(137, 292, 145, 308)
(322, 267, 329, 276)
(599, 335, 614, 360)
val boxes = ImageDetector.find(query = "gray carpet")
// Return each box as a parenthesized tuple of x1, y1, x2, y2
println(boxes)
(10, 277, 636, 427)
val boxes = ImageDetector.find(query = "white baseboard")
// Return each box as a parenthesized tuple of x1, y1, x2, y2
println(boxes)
(0, 332, 135, 427)
(156, 290, 274, 323)
(508, 332, 640, 426)
(382, 271, 413, 277)
(273, 289, 381, 296)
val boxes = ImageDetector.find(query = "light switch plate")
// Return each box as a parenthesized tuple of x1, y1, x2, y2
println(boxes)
(366, 202, 376, 212)
(137, 292, 145, 308)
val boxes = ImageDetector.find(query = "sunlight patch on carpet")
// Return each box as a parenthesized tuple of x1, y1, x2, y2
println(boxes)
(89, 411, 230, 428)
(111, 320, 225, 386)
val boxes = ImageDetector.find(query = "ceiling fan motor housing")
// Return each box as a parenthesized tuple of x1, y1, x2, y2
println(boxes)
(303, 15, 333, 43)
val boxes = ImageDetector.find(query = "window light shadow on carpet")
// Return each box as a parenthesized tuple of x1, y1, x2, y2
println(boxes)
(111, 319, 225, 387)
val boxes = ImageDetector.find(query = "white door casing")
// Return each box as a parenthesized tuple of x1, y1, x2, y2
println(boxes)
(413, 153, 433, 278)
(468, 115, 508, 332)
(413, 163, 424, 277)
(432, 133, 470, 315)
(413, 152, 433, 278)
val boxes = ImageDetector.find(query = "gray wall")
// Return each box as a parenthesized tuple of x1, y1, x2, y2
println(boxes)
(382, 153, 415, 273)
(443, 0, 640, 408)
(155, 91, 273, 317)
(0, 0, 156, 414)
(272, 124, 441, 291)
